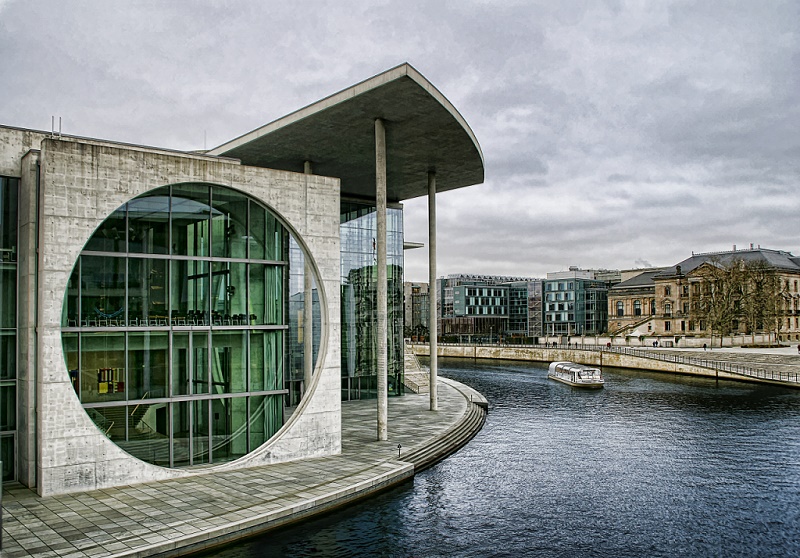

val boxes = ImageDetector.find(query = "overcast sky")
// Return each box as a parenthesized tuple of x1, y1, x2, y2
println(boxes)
(1, 0, 798, 281)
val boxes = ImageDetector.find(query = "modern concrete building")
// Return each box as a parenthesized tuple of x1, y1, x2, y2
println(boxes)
(437, 274, 541, 341)
(0, 63, 483, 495)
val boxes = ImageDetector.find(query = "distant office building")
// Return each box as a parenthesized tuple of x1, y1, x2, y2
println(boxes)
(544, 267, 609, 336)
(506, 280, 544, 338)
(437, 274, 542, 340)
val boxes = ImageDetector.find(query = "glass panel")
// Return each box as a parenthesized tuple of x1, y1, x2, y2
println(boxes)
(250, 330, 282, 392)
(0, 331, 15, 381)
(128, 258, 168, 326)
(0, 384, 15, 430)
(80, 332, 125, 403)
(1, 434, 14, 481)
(0, 264, 16, 328)
(249, 264, 283, 326)
(249, 395, 282, 450)
(86, 406, 127, 441)
(211, 188, 248, 259)
(172, 332, 189, 396)
(248, 201, 266, 261)
(172, 401, 190, 467)
(171, 184, 210, 257)
(80, 256, 126, 327)
(128, 332, 168, 399)
(192, 331, 210, 395)
(63, 265, 80, 327)
(192, 399, 209, 465)
(85, 206, 126, 253)
(249, 202, 285, 261)
(118, 402, 171, 467)
(211, 261, 247, 324)
(171, 259, 209, 325)
(128, 192, 169, 254)
(62, 332, 78, 395)
(211, 331, 247, 394)
(0, 178, 18, 258)
(211, 396, 248, 464)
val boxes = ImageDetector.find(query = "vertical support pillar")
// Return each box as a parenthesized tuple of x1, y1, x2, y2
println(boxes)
(303, 161, 314, 394)
(375, 119, 388, 441)
(428, 171, 438, 411)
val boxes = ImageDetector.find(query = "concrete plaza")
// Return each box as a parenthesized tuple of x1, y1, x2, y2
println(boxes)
(1, 378, 486, 558)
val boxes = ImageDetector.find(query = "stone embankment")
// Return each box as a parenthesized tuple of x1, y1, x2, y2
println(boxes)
(409, 343, 800, 389)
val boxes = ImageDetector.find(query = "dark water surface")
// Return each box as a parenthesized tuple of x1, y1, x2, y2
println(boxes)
(206, 358, 800, 557)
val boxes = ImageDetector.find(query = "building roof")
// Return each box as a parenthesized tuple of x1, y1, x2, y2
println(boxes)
(208, 63, 484, 203)
(656, 247, 800, 278)
(611, 269, 662, 290)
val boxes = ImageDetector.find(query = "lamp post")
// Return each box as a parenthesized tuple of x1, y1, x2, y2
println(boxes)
(490, 325, 494, 345)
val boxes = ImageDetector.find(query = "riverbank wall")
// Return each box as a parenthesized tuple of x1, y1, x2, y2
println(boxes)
(410, 344, 800, 389)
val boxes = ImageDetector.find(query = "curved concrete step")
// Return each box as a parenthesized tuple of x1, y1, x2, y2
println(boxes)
(401, 399, 487, 472)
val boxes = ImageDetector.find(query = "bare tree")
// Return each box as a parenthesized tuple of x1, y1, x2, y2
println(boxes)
(690, 257, 745, 347)
(740, 259, 782, 343)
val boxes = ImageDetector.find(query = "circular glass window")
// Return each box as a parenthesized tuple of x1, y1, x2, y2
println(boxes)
(61, 184, 319, 467)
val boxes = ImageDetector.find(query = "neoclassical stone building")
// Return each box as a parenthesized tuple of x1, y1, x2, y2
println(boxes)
(609, 247, 800, 343)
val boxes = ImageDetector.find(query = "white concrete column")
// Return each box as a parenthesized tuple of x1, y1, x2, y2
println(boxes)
(375, 119, 388, 441)
(303, 161, 314, 394)
(428, 171, 438, 411)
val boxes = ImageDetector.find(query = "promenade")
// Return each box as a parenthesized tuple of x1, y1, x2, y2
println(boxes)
(411, 343, 800, 388)
(0, 378, 487, 558)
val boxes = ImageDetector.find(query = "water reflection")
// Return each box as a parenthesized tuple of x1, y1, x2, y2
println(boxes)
(206, 358, 800, 558)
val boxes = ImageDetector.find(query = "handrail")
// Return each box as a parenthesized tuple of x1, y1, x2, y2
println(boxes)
(412, 342, 800, 384)
(130, 392, 150, 417)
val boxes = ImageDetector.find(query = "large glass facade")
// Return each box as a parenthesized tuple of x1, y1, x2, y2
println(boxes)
(0, 176, 17, 482)
(62, 184, 315, 468)
(340, 201, 403, 400)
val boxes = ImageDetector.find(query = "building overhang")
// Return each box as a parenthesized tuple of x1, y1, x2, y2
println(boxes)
(208, 63, 484, 203)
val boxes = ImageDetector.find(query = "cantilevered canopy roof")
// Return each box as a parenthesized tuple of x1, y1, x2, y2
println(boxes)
(208, 63, 484, 202)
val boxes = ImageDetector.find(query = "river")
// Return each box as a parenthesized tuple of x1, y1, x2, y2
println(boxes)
(205, 358, 800, 557)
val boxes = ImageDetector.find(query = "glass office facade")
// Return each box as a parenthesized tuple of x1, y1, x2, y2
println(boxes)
(0, 176, 17, 482)
(340, 201, 403, 400)
(61, 184, 312, 468)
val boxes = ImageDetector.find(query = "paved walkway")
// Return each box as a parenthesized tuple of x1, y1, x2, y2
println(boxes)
(1, 378, 484, 558)
(645, 346, 800, 378)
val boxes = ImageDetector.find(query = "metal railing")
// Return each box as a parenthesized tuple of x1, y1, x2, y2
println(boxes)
(413, 342, 800, 385)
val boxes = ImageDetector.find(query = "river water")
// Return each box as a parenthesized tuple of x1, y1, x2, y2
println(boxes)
(207, 358, 800, 557)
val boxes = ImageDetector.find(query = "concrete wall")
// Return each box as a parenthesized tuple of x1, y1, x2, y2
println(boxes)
(30, 136, 341, 495)
(410, 343, 774, 384)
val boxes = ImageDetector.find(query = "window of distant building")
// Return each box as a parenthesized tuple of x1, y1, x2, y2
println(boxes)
(664, 302, 672, 317)
(664, 321, 671, 332)
(634, 300, 641, 316)
(664, 286, 671, 296)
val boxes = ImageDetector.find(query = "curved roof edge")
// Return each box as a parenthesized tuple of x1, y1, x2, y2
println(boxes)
(208, 63, 484, 202)
(209, 63, 484, 167)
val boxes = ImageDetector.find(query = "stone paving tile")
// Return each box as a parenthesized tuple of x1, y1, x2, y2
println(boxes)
(0, 380, 477, 558)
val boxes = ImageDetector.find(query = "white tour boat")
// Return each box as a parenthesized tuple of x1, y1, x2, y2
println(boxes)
(548, 361, 604, 388)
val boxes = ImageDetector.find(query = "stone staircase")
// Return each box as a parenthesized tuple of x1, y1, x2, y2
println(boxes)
(400, 378, 488, 472)
(403, 344, 430, 394)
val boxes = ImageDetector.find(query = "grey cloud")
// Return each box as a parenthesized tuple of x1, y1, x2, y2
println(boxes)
(1, 0, 797, 280)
